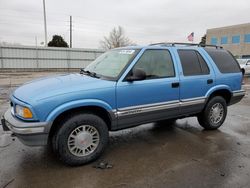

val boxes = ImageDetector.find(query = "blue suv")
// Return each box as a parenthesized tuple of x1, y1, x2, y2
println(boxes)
(1, 43, 245, 166)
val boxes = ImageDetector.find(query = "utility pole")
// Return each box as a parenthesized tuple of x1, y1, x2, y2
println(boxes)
(43, 0, 48, 47)
(70, 15, 72, 48)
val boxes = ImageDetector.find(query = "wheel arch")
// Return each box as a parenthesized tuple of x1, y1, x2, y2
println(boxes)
(46, 100, 115, 141)
(205, 86, 232, 105)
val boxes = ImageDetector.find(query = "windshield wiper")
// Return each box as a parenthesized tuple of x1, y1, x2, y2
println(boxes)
(80, 68, 100, 78)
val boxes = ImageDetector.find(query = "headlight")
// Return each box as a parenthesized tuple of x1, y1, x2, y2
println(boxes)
(15, 105, 33, 119)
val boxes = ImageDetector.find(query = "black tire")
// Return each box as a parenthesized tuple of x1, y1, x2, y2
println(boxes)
(157, 118, 176, 126)
(197, 96, 227, 130)
(52, 112, 109, 166)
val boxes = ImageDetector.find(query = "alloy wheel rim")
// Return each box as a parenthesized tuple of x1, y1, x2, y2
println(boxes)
(67, 125, 100, 157)
(209, 103, 224, 125)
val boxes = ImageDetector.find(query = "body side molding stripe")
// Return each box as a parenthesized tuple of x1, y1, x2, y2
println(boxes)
(114, 97, 206, 117)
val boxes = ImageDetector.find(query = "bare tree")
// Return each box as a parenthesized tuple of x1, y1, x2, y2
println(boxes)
(100, 26, 135, 50)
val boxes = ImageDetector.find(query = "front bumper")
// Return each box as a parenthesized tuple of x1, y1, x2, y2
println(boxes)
(1, 108, 51, 146)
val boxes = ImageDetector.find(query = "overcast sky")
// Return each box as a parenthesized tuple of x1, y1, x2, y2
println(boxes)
(0, 0, 249, 48)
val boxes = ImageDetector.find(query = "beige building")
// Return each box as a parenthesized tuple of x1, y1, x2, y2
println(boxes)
(206, 23, 250, 58)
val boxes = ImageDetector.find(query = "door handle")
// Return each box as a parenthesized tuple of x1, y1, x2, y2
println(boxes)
(207, 79, 213, 84)
(172, 82, 180, 88)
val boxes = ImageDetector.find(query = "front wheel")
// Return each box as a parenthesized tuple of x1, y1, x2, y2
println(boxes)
(156, 118, 176, 125)
(197, 96, 227, 130)
(52, 113, 109, 166)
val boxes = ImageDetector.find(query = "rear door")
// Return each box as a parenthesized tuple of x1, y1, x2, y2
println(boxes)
(176, 48, 215, 114)
(115, 49, 180, 129)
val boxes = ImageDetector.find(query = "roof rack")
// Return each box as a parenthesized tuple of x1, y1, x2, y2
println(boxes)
(149, 42, 223, 49)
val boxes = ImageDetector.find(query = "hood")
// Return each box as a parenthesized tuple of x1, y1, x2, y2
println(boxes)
(13, 73, 114, 103)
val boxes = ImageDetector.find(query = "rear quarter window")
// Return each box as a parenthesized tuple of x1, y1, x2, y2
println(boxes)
(204, 48, 241, 73)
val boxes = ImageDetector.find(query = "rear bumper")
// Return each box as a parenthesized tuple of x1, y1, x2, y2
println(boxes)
(229, 90, 246, 105)
(1, 108, 51, 146)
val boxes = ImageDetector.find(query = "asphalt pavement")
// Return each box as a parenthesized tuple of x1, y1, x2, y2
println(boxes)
(0, 72, 250, 188)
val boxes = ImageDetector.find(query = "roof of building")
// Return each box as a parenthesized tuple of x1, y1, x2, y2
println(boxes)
(207, 23, 250, 31)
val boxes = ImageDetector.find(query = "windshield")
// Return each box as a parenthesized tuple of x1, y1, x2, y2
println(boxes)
(84, 49, 139, 79)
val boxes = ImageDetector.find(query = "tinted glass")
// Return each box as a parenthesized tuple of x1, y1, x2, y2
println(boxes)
(178, 50, 202, 76)
(232, 35, 240, 44)
(221, 36, 228, 44)
(205, 48, 241, 73)
(211, 37, 217, 45)
(133, 49, 175, 79)
(244, 34, 250, 43)
(197, 52, 210, 74)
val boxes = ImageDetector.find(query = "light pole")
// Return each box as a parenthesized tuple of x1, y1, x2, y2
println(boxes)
(70, 15, 72, 48)
(43, 0, 48, 47)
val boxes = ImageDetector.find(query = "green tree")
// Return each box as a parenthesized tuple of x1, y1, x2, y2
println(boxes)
(199, 34, 206, 45)
(100, 26, 135, 50)
(48, 35, 68, 47)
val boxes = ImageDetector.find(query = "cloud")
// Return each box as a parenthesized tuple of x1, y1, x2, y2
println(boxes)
(0, 0, 249, 48)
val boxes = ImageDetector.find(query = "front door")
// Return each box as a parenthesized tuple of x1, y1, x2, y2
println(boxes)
(116, 49, 180, 129)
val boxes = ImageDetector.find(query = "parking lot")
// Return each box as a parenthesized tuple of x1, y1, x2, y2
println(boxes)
(0, 71, 250, 188)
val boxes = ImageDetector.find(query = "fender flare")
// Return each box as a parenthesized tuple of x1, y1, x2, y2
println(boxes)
(205, 85, 232, 103)
(45, 99, 113, 123)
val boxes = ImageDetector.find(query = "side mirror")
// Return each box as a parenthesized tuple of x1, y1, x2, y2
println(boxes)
(126, 68, 146, 82)
(246, 61, 250, 65)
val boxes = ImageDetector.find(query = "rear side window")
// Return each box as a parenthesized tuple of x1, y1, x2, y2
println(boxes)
(205, 48, 241, 73)
(178, 50, 210, 76)
(197, 52, 210, 74)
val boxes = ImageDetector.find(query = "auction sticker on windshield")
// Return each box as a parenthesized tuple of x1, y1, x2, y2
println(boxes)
(119, 50, 135, 54)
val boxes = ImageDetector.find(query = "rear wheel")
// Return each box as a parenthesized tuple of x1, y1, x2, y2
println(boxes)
(197, 96, 227, 130)
(52, 113, 109, 166)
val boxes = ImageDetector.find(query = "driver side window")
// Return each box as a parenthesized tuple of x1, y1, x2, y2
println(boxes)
(133, 49, 175, 79)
